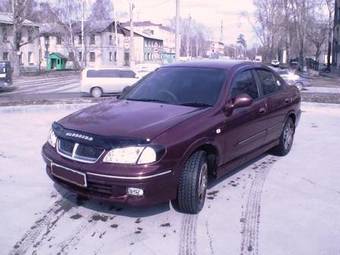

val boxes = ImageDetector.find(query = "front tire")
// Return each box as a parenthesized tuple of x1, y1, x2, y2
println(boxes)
(271, 118, 295, 156)
(91, 87, 103, 98)
(174, 151, 208, 214)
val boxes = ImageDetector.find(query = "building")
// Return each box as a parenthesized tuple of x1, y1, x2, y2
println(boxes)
(0, 12, 40, 71)
(122, 26, 163, 64)
(123, 21, 175, 64)
(333, 0, 340, 68)
(40, 20, 164, 69)
(205, 41, 225, 58)
(40, 20, 128, 69)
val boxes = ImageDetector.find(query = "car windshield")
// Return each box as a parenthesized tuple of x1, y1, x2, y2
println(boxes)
(123, 67, 226, 107)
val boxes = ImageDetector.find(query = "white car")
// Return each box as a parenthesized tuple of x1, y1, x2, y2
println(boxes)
(276, 69, 310, 90)
(271, 59, 280, 67)
(81, 68, 139, 97)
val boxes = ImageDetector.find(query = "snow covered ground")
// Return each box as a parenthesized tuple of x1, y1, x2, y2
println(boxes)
(0, 102, 340, 255)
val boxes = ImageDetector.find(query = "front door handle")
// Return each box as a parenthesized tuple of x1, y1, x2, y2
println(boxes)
(284, 98, 291, 104)
(259, 107, 267, 114)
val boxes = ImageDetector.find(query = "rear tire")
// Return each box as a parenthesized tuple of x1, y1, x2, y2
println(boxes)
(271, 118, 295, 156)
(91, 87, 103, 98)
(173, 151, 208, 214)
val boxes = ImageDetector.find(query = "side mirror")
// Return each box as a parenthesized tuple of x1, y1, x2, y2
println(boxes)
(224, 94, 253, 115)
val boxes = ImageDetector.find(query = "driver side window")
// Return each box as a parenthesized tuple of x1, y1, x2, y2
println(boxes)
(230, 70, 259, 99)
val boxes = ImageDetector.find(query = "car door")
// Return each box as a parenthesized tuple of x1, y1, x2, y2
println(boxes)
(222, 69, 268, 163)
(254, 68, 292, 143)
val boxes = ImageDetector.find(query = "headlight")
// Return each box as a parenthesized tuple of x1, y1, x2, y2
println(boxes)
(103, 146, 158, 164)
(47, 129, 57, 148)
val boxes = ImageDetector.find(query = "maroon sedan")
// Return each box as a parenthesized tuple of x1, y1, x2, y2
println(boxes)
(42, 60, 301, 214)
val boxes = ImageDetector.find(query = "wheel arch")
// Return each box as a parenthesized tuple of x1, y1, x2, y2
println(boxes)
(178, 139, 221, 179)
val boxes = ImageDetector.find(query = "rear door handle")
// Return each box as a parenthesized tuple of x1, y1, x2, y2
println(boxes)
(285, 98, 291, 104)
(259, 107, 267, 114)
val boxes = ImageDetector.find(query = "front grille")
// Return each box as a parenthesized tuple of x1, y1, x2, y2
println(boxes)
(57, 138, 104, 163)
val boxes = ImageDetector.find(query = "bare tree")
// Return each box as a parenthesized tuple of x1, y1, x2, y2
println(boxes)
(325, 0, 335, 70)
(89, 0, 113, 21)
(50, 0, 83, 69)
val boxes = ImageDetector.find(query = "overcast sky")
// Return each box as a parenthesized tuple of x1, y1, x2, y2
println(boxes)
(112, 0, 258, 46)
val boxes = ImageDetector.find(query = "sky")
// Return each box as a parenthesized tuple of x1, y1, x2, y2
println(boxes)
(112, 0, 258, 47)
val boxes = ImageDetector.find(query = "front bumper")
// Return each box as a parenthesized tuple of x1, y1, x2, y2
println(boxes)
(42, 143, 178, 206)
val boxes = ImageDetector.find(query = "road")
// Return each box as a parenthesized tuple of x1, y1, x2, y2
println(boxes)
(0, 102, 340, 255)
(0, 72, 113, 106)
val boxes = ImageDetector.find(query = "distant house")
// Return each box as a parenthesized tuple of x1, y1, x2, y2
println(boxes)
(205, 41, 225, 58)
(122, 26, 163, 64)
(0, 12, 40, 71)
(40, 20, 127, 69)
(333, 0, 340, 68)
(123, 21, 176, 63)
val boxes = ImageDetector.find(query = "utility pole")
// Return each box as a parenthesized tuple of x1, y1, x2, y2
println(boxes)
(175, 0, 180, 60)
(113, 0, 118, 64)
(186, 15, 191, 58)
(81, 0, 85, 68)
(220, 19, 223, 42)
(129, 0, 135, 67)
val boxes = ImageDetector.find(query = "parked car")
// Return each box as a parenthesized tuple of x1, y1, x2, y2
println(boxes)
(275, 69, 310, 90)
(133, 63, 160, 78)
(42, 60, 301, 214)
(81, 68, 139, 97)
(0, 61, 13, 91)
(271, 59, 280, 67)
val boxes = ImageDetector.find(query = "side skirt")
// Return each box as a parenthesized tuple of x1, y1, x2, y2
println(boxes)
(216, 140, 279, 179)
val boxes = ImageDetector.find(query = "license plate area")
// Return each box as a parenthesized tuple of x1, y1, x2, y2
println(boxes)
(51, 163, 87, 187)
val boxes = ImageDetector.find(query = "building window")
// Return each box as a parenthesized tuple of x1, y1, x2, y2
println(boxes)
(89, 52, 95, 62)
(114, 51, 117, 62)
(78, 35, 82, 45)
(69, 52, 74, 60)
(109, 35, 113, 45)
(79, 52, 82, 61)
(3, 52, 8, 61)
(109, 52, 112, 62)
(19, 53, 23, 65)
(28, 52, 33, 64)
(27, 28, 34, 43)
(90, 34, 96, 45)
(56, 36, 62, 45)
(2, 26, 8, 42)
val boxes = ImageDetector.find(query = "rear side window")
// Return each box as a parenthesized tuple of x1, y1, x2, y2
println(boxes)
(230, 70, 259, 99)
(87, 69, 119, 78)
(256, 69, 281, 95)
(119, 70, 136, 78)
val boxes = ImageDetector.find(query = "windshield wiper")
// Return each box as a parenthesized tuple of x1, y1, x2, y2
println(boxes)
(126, 98, 169, 104)
(179, 102, 212, 108)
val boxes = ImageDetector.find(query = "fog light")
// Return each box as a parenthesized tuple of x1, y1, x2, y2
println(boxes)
(127, 187, 144, 197)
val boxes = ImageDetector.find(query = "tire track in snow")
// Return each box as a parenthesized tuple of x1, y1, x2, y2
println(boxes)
(178, 214, 198, 255)
(240, 156, 278, 255)
(9, 194, 75, 255)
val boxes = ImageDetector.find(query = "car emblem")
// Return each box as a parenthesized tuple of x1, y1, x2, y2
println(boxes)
(65, 132, 94, 141)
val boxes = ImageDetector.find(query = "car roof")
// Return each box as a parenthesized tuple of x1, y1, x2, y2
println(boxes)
(84, 67, 133, 71)
(162, 60, 255, 70)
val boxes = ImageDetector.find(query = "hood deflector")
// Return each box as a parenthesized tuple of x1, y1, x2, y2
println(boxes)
(52, 122, 149, 150)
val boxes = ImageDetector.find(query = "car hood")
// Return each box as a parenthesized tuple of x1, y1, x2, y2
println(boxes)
(58, 99, 206, 141)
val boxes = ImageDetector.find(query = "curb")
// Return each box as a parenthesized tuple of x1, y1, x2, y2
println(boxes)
(0, 103, 94, 113)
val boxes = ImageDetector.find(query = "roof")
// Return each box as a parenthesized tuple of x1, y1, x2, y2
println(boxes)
(72, 20, 125, 34)
(49, 52, 67, 59)
(122, 26, 163, 41)
(39, 23, 65, 35)
(121, 21, 174, 32)
(0, 12, 38, 27)
(163, 60, 254, 70)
